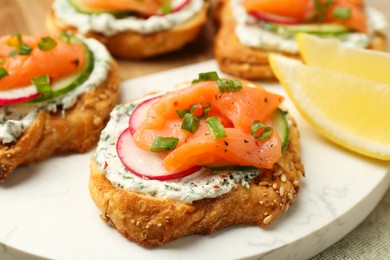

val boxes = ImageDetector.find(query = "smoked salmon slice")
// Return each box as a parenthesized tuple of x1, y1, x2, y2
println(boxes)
(133, 80, 284, 173)
(242, 0, 367, 32)
(78, 0, 169, 16)
(0, 34, 86, 91)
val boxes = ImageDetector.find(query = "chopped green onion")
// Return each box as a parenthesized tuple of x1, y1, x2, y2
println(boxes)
(201, 102, 211, 118)
(38, 37, 57, 51)
(7, 34, 22, 49)
(161, 2, 172, 14)
(181, 113, 200, 133)
(216, 79, 243, 93)
(32, 75, 52, 98)
(192, 71, 220, 83)
(19, 43, 32, 55)
(0, 58, 5, 65)
(176, 109, 188, 118)
(332, 7, 351, 19)
(251, 121, 273, 140)
(206, 116, 227, 139)
(8, 51, 18, 57)
(0, 67, 8, 79)
(151, 137, 179, 152)
(58, 32, 72, 43)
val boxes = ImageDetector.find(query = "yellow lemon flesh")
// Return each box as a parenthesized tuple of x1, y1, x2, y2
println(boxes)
(269, 54, 390, 160)
(296, 33, 390, 84)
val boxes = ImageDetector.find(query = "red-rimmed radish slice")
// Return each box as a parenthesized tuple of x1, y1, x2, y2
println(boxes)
(129, 96, 161, 135)
(171, 0, 191, 13)
(117, 128, 202, 180)
(0, 85, 40, 106)
(249, 11, 302, 25)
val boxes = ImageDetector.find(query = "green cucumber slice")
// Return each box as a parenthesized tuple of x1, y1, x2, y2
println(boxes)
(271, 108, 290, 152)
(282, 23, 349, 36)
(68, 0, 136, 18)
(31, 37, 94, 103)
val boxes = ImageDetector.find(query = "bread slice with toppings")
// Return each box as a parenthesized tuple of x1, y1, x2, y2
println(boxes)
(88, 76, 304, 247)
(214, 0, 387, 80)
(0, 35, 120, 182)
(46, 0, 209, 58)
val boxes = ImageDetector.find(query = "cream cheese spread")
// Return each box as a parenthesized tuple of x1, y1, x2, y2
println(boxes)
(53, 0, 204, 37)
(232, 0, 388, 54)
(94, 98, 260, 204)
(0, 37, 111, 144)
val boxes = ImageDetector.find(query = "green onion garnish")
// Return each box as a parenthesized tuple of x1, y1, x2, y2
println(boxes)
(251, 121, 273, 140)
(192, 71, 220, 83)
(19, 43, 32, 55)
(151, 137, 179, 152)
(0, 58, 5, 65)
(332, 7, 351, 19)
(181, 113, 200, 133)
(217, 79, 243, 93)
(7, 34, 22, 49)
(31, 75, 52, 98)
(38, 37, 57, 51)
(58, 32, 72, 43)
(161, 2, 172, 15)
(0, 67, 8, 79)
(206, 116, 227, 139)
(176, 109, 188, 118)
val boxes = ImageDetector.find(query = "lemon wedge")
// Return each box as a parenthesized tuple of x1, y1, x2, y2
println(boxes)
(296, 33, 390, 84)
(269, 54, 390, 160)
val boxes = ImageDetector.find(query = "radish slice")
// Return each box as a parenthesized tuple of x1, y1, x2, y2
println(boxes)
(249, 11, 302, 25)
(0, 85, 40, 106)
(171, 0, 191, 13)
(129, 96, 161, 135)
(116, 128, 202, 181)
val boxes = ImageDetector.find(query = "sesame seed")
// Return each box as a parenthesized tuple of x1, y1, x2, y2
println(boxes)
(293, 180, 300, 187)
(263, 215, 273, 225)
(259, 200, 264, 205)
(281, 174, 287, 182)
(284, 204, 290, 212)
(157, 223, 162, 228)
(145, 225, 150, 229)
(264, 212, 268, 216)
(273, 170, 283, 177)
(279, 186, 285, 196)
(272, 183, 278, 189)
(288, 193, 293, 200)
(136, 221, 140, 226)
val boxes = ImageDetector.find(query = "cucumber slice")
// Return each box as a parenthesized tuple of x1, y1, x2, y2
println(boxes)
(282, 23, 349, 36)
(271, 108, 290, 152)
(68, 0, 136, 18)
(30, 37, 94, 103)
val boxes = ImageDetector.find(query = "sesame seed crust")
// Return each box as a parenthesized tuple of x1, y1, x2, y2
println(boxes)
(88, 113, 304, 247)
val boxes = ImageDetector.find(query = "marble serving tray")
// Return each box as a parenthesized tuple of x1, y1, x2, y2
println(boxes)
(1, 60, 389, 260)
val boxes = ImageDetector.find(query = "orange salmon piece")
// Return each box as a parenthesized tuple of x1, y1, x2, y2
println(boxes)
(163, 123, 282, 172)
(242, 0, 310, 20)
(0, 35, 86, 91)
(133, 81, 284, 171)
(78, 0, 167, 16)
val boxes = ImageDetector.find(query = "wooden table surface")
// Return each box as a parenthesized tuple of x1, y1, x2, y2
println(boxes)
(2, 0, 389, 81)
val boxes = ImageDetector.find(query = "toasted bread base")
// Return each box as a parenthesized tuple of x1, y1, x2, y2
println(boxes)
(214, 0, 388, 80)
(0, 62, 120, 182)
(89, 113, 304, 247)
(47, 3, 209, 59)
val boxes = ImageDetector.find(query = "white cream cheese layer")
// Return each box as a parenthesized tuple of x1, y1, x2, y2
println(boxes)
(0, 37, 111, 144)
(94, 98, 260, 204)
(53, 0, 204, 37)
(232, 0, 388, 54)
